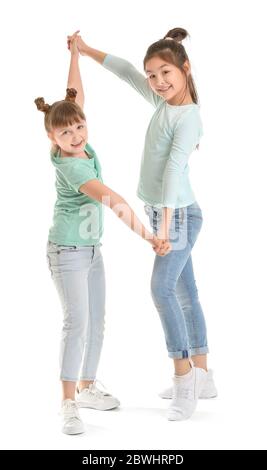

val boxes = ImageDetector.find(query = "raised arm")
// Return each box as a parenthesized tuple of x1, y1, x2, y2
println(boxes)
(101, 54, 162, 107)
(67, 32, 162, 108)
(67, 33, 84, 109)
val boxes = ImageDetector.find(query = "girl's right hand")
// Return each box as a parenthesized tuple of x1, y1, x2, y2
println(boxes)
(152, 236, 171, 256)
(68, 35, 79, 57)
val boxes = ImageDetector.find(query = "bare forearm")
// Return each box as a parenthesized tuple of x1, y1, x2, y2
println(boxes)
(83, 45, 107, 65)
(67, 55, 84, 106)
(79, 180, 154, 243)
(103, 193, 154, 243)
(112, 199, 154, 243)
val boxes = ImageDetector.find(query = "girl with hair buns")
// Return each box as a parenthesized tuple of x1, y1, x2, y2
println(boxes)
(69, 27, 217, 422)
(35, 35, 169, 435)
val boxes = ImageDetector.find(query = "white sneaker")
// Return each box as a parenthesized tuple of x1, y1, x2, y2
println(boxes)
(199, 369, 217, 399)
(167, 366, 207, 421)
(76, 381, 120, 411)
(61, 399, 85, 435)
(159, 369, 217, 400)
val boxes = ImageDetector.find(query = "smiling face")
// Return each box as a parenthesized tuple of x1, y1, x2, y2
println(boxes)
(48, 119, 88, 157)
(145, 56, 192, 105)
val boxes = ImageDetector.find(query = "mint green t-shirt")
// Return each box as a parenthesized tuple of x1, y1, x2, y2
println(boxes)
(48, 143, 104, 246)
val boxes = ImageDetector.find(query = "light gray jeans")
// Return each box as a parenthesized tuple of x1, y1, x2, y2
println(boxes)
(46, 241, 105, 382)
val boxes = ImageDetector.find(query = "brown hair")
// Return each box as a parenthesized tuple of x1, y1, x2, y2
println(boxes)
(143, 28, 199, 105)
(34, 88, 86, 133)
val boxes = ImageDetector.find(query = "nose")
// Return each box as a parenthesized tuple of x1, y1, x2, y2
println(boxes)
(156, 76, 167, 87)
(71, 133, 82, 144)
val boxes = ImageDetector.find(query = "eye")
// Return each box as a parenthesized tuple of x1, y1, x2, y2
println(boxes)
(164, 71, 170, 74)
(77, 125, 84, 129)
(149, 74, 155, 79)
(62, 131, 69, 135)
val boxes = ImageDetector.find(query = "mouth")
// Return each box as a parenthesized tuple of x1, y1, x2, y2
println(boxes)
(71, 140, 83, 148)
(157, 85, 172, 93)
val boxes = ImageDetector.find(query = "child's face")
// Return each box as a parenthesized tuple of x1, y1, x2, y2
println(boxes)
(145, 56, 190, 104)
(48, 119, 88, 156)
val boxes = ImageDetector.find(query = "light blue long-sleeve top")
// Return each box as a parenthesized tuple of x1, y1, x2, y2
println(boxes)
(103, 54, 203, 209)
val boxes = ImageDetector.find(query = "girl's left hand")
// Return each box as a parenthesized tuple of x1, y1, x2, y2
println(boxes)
(153, 238, 172, 256)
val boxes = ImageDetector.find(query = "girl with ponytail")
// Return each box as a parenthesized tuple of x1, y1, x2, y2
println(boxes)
(35, 34, 168, 435)
(69, 27, 217, 421)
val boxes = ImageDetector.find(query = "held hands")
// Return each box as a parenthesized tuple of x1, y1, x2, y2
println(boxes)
(152, 222, 172, 256)
(152, 236, 171, 257)
(67, 30, 80, 57)
(67, 30, 88, 56)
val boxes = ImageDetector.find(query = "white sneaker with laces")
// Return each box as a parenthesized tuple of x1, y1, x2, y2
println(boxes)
(159, 369, 217, 400)
(61, 399, 85, 435)
(167, 366, 207, 421)
(76, 381, 120, 411)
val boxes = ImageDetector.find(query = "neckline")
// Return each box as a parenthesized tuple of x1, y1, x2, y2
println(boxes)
(165, 101, 198, 109)
(55, 146, 94, 160)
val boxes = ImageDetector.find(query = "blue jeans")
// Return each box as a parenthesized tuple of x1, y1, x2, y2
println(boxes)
(46, 242, 105, 381)
(145, 201, 209, 359)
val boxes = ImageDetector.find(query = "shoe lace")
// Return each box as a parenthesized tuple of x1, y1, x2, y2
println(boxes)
(83, 380, 111, 399)
(173, 386, 193, 400)
(62, 400, 80, 419)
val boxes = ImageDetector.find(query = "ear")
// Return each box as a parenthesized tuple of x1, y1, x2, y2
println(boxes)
(183, 60, 191, 76)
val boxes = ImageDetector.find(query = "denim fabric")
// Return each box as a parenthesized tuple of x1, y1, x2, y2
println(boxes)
(46, 242, 105, 381)
(145, 202, 209, 359)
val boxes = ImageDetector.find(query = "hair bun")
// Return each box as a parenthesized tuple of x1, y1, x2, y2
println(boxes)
(34, 97, 51, 113)
(65, 88, 77, 102)
(163, 27, 189, 43)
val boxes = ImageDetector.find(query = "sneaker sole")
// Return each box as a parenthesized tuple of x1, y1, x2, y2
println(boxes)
(62, 426, 85, 435)
(77, 402, 120, 411)
(199, 393, 218, 399)
(160, 393, 217, 400)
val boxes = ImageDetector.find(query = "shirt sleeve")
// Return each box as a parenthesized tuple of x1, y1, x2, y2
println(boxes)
(58, 160, 98, 193)
(161, 109, 203, 208)
(102, 54, 163, 108)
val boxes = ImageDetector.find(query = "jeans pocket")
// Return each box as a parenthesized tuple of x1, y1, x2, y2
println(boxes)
(47, 243, 77, 255)
(57, 245, 77, 253)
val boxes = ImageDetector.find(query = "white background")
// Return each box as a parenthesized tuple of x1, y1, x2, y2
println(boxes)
(1, 0, 267, 450)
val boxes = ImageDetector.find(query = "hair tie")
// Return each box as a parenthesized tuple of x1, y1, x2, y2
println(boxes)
(65, 88, 77, 102)
(34, 97, 51, 114)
